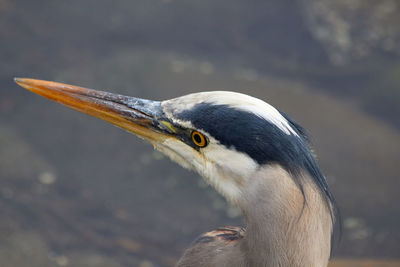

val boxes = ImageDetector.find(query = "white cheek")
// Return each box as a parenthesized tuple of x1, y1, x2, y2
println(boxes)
(156, 138, 205, 171)
(155, 138, 257, 205)
(199, 143, 257, 204)
(203, 143, 258, 182)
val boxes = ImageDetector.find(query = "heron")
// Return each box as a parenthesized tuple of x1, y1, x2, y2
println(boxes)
(15, 78, 337, 267)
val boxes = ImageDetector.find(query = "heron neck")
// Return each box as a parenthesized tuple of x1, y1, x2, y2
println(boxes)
(240, 165, 332, 267)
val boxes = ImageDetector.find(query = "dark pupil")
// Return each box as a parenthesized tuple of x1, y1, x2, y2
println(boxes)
(193, 133, 202, 144)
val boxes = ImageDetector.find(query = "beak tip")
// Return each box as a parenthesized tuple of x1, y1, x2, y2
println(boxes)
(14, 78, 37, 90)
(14, 77, 25, 86)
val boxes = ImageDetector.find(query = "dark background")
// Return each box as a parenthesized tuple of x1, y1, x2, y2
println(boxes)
(1, 0, 399, 266)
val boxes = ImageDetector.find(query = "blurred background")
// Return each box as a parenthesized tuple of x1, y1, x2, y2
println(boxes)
(1, 0, 400, 266)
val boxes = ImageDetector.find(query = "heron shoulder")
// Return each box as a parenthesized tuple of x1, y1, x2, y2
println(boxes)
(177, 226, 246, 267)
(192, 226, 245, 244)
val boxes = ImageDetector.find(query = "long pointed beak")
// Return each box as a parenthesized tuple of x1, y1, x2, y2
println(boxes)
(15, 78, 172, 143)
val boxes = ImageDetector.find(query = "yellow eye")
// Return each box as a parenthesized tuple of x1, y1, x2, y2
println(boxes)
(191, 130, 207, 147)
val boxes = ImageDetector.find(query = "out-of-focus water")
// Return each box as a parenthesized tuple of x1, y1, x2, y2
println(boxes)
(1, 1, 399, 266)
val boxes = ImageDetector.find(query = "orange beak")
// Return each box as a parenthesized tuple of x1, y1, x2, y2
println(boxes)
(15, 78, 172, 143)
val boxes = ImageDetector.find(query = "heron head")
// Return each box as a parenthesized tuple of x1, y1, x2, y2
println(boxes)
(15, 79, 335, 214)
(158, 91, 306, 203)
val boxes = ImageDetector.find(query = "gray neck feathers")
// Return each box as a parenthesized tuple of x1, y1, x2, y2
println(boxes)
(240, 165, 332, 267)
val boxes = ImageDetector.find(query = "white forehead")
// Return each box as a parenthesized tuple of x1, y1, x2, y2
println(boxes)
(163, 91, 298, 136)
